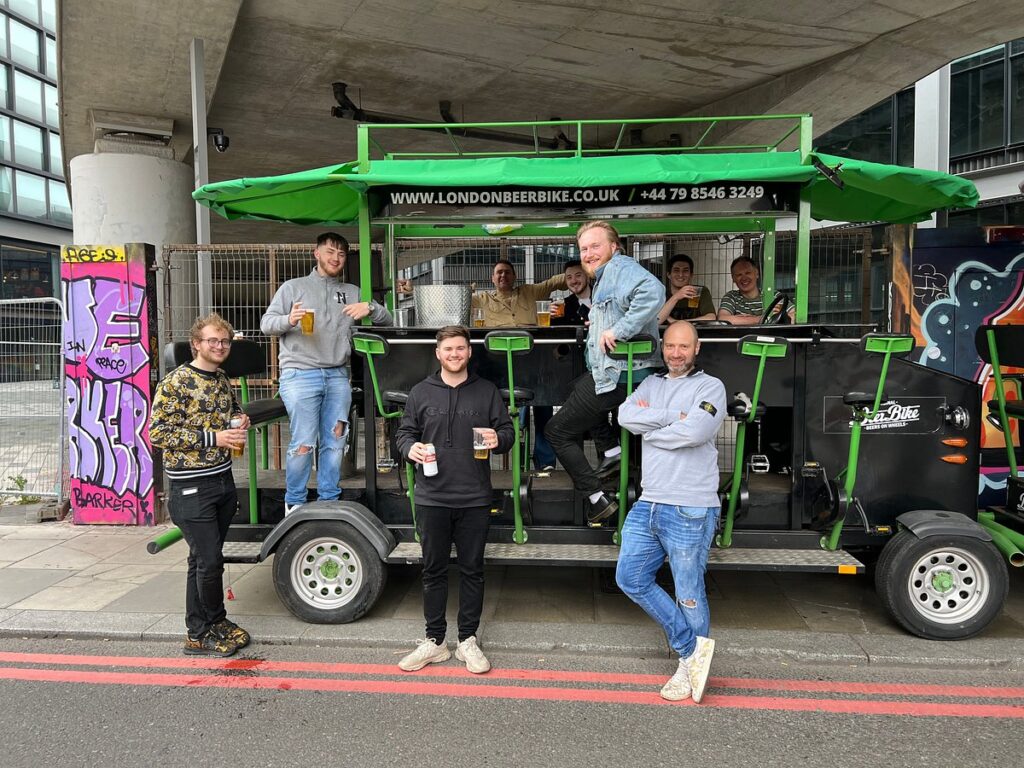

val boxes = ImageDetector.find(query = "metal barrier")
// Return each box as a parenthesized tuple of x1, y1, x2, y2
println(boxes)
(0, 297, 65, 502)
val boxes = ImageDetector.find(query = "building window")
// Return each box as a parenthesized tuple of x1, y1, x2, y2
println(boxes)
(14, 168, 45, 217)
(47, 128, 59, 171)
(43, 81, 56, 127)
(8, 0, 41, 25)
(8, 16, 39, 70)
(0, 166, 12, 213)
(0, 243, 56, 300)
(1011, 41, 1024, 145)
(0, 14, 7, 59)
(0, 64, 8, 109)
(949, 39, 1024, 159)
(13, 69, 42, 121)
(814, 89, 915, 165)
(44, 34, 54, 78)
(12, 118, 42, 169)
(47, 178, 68, 224)
(0, 115, 9, 162)
(41, 0, 55, 34)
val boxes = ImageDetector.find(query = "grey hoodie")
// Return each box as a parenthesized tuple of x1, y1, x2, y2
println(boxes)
(618, 369, 726, 508)
(260, 269, 392, 369)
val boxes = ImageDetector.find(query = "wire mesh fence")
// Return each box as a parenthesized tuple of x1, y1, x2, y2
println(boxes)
(0, 297, 65, 502)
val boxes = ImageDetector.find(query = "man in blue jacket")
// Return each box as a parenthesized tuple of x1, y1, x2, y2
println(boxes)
(545, 221, 663, 525)
(616, 320, 726, 704)
(394, 325, 515, 674)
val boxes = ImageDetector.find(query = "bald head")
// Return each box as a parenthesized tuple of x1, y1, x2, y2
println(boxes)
(662, 320, 700, 377)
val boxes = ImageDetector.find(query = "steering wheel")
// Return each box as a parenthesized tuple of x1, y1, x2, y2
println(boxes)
(760, 292, 793, 325)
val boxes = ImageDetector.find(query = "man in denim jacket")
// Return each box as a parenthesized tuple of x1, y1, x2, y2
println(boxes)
(545, 220, 662, 525)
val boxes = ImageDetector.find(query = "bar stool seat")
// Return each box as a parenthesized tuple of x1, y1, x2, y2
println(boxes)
(499, 387, 534, 406)
(843, 391, 883, 409)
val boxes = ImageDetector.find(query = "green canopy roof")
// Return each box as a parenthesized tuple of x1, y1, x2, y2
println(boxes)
(192, 151, 978, 226)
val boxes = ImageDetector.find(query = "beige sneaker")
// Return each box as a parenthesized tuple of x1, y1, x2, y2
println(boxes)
(686, 636, 715, 704)
(455, 636, 491, 674)
(398, 638, 451, 672)
(659, 657, 692, 701)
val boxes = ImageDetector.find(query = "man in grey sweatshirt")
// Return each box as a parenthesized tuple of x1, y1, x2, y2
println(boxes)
(260, 232, 392, 513)
(616, 320, 726, 704)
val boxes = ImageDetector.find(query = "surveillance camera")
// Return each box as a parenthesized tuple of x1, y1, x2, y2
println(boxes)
(208, 128, 229, 153)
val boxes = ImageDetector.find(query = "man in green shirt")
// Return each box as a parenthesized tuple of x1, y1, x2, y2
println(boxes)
(658, 253, 716, 324)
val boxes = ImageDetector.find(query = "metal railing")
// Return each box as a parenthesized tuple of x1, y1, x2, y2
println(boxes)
(0, 297, 66, 502)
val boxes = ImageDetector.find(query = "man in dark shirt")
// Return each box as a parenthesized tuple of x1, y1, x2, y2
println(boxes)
(553, 259, 592, 326)
(658, 253, 716, 324)
(394, 325, 515, 674)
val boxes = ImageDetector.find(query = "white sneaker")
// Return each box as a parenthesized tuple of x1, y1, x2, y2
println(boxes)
(660, 657, 692, 701)
(398, 638, 451, 672)
(284, 503, 299, 517)
(455, 635, 491, 674)
(686, 636, 715, 704)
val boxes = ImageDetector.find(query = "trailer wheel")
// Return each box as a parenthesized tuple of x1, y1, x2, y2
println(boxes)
(875, 530, 1007, 640)
(272, 520, 387, 624)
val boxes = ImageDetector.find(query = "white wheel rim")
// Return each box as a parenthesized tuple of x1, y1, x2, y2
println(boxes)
(289, 536, 364, 610)
(905, 546, 990, 625)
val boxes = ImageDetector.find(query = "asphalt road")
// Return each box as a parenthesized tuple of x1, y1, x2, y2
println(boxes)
(1, 637, 1021, 767)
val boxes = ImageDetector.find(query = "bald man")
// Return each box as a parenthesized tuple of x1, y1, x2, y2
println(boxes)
(616, 321, 726, 704)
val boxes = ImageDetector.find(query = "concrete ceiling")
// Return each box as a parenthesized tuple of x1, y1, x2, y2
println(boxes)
(59, 1, 1024, 244)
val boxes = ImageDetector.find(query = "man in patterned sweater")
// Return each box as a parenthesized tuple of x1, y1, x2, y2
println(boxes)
(150, 313, 251, 657)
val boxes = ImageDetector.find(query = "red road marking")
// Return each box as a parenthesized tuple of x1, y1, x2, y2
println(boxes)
(0, 664, 1022, 718)
(0, 651, 1022, 700)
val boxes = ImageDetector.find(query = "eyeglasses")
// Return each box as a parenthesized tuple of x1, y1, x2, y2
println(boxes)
(201, 338, 233, 348)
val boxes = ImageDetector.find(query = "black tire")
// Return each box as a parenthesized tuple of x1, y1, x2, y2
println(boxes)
(875, 529, 1008, 640)
(272, 520, 387, 624)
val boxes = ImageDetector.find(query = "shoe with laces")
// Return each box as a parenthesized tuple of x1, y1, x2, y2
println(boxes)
(660, 657, 692, 701)
(398, 638, 451, 671)
(455, 636, 491, 674)
(686, 635, 715, 703)
(212, 618, 250, 649)
(183, 630, 238, 657)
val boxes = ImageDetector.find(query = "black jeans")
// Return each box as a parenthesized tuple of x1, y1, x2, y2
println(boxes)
(168, 471, 237, 639)
(545, 373, 627, 495)
(417, 504, 490, 643)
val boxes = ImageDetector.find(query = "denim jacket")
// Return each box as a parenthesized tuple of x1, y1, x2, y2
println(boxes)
(587, 252, 663, 394)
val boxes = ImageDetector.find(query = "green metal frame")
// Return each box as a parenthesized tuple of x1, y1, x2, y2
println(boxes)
(485, 333, 534, 545)
(984, 329, 1021, 479)
(718, 337, 791, 549)
(610, 337, 656, 545)
(351, 334, 419, 542)
(823, 334, 915, 551)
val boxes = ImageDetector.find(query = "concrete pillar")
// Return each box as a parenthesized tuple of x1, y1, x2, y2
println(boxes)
(69, 147, 198, 354)
(914, 66, 951, 228)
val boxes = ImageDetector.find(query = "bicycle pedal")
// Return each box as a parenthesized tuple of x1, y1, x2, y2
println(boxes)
(749, 454, 770, 474)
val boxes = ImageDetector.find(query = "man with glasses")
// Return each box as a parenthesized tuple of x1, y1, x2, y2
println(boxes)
(261, 232, 392, 514)
(150, 313, 251, 657)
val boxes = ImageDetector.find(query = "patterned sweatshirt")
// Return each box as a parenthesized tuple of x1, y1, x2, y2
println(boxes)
(149, 363, 242, 480)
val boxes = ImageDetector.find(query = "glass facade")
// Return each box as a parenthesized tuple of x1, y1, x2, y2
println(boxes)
(950, 39, 1024, 158)
(815, 89, 915, 165)
(0, 0, 70, 233)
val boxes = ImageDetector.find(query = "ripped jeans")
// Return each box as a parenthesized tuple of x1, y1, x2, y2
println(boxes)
(278, 366, 351, 506)
(615, 500, 719, 658)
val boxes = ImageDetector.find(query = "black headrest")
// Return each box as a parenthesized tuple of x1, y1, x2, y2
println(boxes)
(220, 339, 268, 378)
(975, 324, 1024, 368)
(163, 341, 192, 371)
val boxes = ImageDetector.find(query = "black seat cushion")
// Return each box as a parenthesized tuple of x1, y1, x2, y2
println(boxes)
(383, 390, 409, 407)
(844, 391, 882, 408)
(242, 398, 288, 425)
(726, 394, 765, 419)
(499, 387, 534, 405)
(987, 399, 1024, 420)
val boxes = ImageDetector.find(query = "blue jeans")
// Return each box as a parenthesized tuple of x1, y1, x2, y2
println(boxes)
(278, 367, 352, 505)
(615, 500, 719, 658)
(525, 406, 557, 469)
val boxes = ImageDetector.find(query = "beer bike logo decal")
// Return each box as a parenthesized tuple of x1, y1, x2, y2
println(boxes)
(822, 396, 945, 435)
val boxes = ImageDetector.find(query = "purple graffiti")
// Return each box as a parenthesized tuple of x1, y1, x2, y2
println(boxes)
(66, 377, 154, 499)
(62, 277, 147, 380)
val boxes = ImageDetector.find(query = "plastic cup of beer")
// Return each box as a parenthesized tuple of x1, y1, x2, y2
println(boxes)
(687, 286, 703, 309)
(230, 417, 244, 458)
(472, 428, 490, 460)
(472, 307, 485, 328)
(536, 300, 551, 327)
(300, 308, 315, 335)
(550, 299, 565, 319)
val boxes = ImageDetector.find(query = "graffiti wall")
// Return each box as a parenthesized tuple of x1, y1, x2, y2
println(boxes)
(897, 228, 1024, 505)
(61, 244, 158, 524)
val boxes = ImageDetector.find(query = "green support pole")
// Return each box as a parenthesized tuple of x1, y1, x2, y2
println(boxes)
(238, 376, 259, 524)
(506, 350, 527, 545)
(406, 462, 419, 543)
(261, 427, 269, 471)
(358, 193, 372, 309)
(147, 527, 183, 554)
(614, 358, 635, 546)
(986, 331, 1020, 478)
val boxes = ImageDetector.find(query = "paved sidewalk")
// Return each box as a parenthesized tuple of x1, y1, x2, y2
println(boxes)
(1, 518, 1023, 669)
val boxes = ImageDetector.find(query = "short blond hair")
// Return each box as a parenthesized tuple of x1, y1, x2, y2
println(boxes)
(576, 220, 622, 250)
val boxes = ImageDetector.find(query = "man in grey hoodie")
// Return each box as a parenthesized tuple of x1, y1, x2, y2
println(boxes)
(616, 320, 726, 705)
(260, 233, 392, 513)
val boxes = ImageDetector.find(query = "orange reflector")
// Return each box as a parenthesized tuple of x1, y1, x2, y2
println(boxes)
(838, 564, 858, 575)
(942, 438, 969, 448)
(940, 454, 968, 464)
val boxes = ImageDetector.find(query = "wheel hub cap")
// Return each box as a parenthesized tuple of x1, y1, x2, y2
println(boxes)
(908, 547, 989, 625)
(290, 537, 363, 609)
(930, 570, 954, 594)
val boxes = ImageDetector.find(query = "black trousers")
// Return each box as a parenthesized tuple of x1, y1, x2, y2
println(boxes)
(417, 504, 490, 643)
(545, 373, 627, 495)
(168, 471, 237, 639)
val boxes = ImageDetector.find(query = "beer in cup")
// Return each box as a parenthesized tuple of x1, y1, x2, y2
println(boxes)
(687, 286, 703, 309)
(230, 417, 244, 458)
(473, 428, 489, 460)
(550, 299, 565, 319)
(300, 308, 316, 335)
(472, 307, 485, 328)
(536, 300, 551, 327)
